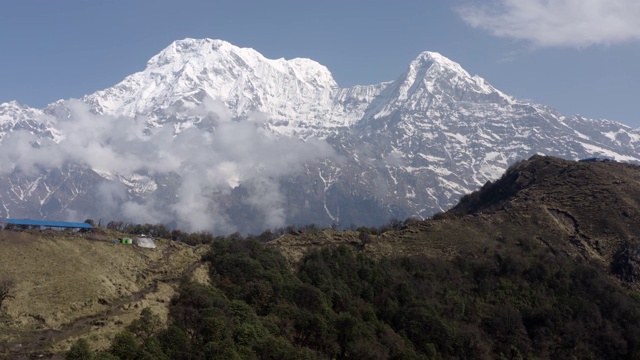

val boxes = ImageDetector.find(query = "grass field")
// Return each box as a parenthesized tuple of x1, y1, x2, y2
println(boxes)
(0, 229, 207, 357)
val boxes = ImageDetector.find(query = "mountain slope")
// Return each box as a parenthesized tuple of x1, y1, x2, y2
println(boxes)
(271, 154, 640, 282)
(0, 39, 638, 233)
(5, 156, 640, 359)
(0, 229, 207, 356)
(448, 155, 640, 263)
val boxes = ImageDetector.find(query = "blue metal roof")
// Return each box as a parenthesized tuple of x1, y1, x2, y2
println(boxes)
(5, 218, 93, 229)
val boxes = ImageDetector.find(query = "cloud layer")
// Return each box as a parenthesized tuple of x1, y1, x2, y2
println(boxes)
(457, 0, 640, 47)
(0, 99, 336, 233)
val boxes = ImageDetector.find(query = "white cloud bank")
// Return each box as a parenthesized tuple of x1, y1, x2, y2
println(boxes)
(457, 0, 640, 47)
(0, 99, 336, 233)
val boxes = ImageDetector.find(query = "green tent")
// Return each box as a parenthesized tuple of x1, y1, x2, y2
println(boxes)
(119, 237, 132, 244)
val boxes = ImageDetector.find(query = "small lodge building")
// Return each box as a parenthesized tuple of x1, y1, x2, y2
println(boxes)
(3, 218, 93, 231)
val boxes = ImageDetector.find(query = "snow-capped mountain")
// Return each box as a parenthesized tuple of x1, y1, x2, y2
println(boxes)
(0, 101, 61, 141)
(82, 39, 375, 137)
(0, 38, 638, 234)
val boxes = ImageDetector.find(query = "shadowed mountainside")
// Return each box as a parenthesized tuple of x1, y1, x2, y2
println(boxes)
(270, 155, 640, 281)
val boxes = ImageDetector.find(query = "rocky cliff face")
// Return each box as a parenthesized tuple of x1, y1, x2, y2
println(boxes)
(0, 38, 638, 234)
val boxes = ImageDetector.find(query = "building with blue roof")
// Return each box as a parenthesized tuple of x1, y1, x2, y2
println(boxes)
(3, 218, 93, 230)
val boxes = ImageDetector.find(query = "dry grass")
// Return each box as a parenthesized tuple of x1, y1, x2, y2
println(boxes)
(0, 229, 207, 357)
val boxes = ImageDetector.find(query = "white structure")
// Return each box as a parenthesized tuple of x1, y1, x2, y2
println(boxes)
(134, 237, 157, 249)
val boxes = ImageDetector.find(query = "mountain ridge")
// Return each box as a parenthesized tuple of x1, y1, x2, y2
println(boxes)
(0, 38, 638, 234)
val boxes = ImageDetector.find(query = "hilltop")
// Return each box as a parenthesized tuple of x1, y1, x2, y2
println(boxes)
(450, 155, 640, 272)
(271, 156, 640, 275)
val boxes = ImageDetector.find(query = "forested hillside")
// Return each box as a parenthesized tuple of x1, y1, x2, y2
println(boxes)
(68, 235, 640, 359)
(3, 155, 640, 359)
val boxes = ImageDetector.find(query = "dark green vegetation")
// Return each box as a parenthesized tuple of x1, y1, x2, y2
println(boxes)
(67, 156, 640, 359)
(69, 236, 640, 359)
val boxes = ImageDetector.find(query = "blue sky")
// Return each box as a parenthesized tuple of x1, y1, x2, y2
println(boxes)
(1, 0, 639, 126)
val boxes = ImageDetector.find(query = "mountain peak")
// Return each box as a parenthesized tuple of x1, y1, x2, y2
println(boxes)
(146, 38, 253, 68)
(87, 38, 340, 127)
(1, 100, 28, 111)
(363, 50, 512, 119)
(0, 100, 43, 120)
(168, 38, 234, 55)
(410, 51, 472, 79)
(147, 38, 335, 83)
(416, 51, 461, 65)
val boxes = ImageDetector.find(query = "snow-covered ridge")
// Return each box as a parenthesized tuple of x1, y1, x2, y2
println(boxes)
(0, 38, 639, 233)
(2, 38, 638, 168)
(80, 39, 526, 138)
(1, 39, 525, 140)
(82, 38, 351, 136)
(0, 101, 61, 142)
(363, 51, 516, 121)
